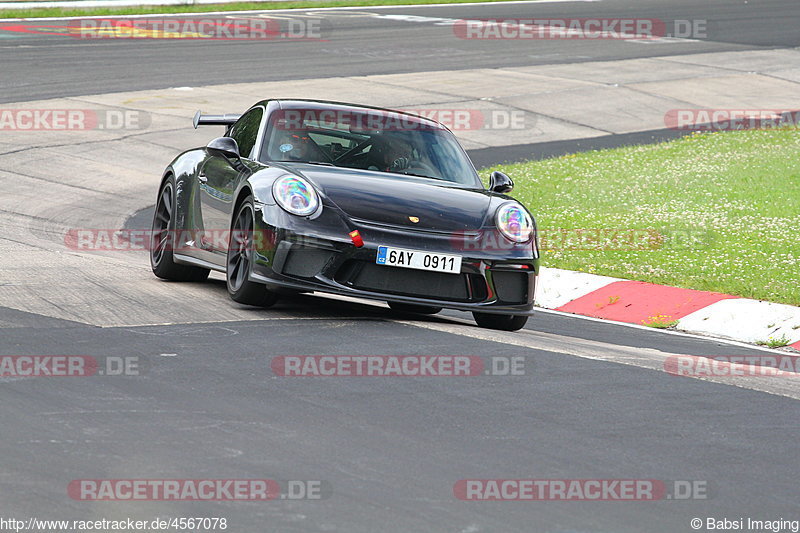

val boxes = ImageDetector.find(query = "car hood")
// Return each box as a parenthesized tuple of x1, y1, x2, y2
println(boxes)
(287, 164, 492, 232)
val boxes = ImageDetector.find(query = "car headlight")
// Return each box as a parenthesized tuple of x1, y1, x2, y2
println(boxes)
(272, 175, 320, 217)
(496, 202, 533, 243)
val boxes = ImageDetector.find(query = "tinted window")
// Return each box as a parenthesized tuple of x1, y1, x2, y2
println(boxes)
(229, 107, 263, 159)
(262, 107, 481, 187)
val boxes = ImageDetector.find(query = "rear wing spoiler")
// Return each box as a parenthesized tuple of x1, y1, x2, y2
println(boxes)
(193, 110, 241, 129)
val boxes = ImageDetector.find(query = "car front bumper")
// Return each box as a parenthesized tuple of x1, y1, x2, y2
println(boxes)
(249, 204, 539, 315)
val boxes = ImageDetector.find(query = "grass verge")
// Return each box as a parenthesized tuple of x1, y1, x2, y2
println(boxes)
(486, 128, 800, 306)
(756, 335, 792, 348)
(0, 0, 515, 19)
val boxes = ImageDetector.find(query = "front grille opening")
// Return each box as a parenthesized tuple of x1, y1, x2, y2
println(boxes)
(336, 260, 487, 302)
(492, 271, 530, 304)
(282, 247, 337, 278)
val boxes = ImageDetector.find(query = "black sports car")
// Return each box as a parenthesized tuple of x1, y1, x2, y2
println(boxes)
(150, 100, 539, 331)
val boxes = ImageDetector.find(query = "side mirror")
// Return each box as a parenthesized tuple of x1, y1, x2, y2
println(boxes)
(489, 171, 514, 194)
(207, 137, 241, 160)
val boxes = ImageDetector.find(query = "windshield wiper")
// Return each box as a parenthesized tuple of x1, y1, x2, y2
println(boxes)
(400, 172, 447, 181)
(296, 160, 335, 166)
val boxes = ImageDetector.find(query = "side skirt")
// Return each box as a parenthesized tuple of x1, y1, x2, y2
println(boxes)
(173, 253, 226, 273)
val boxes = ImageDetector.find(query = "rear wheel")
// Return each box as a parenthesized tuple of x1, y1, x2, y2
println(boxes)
(227, 197, 278, 308)
(472, 312, 528, 331)
(150, 177, 210, 282)
(388, 302, 442, 315)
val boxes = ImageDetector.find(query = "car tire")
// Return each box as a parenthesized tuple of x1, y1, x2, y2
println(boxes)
(150, 177, 210, 282)
(472, 312, 528, 331)
(227, 196, 278, 308)
(388, 302, 442, 315)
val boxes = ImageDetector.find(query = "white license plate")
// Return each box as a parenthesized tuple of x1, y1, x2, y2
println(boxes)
(376, 246, 462, 274)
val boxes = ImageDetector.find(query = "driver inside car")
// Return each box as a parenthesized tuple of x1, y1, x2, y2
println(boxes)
(273, 132, 311, 161)
(367, 137, 414, 172)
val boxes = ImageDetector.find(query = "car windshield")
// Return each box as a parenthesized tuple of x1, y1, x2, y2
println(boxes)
(261, 106, 482, 187)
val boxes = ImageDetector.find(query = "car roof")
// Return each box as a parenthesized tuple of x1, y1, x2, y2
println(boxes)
(254, 99, 447, 131)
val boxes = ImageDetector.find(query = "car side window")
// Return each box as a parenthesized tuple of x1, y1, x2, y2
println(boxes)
(228, 107, 263, 159)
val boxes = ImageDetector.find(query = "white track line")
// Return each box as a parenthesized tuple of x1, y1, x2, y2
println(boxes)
(398, 317, 800, 401)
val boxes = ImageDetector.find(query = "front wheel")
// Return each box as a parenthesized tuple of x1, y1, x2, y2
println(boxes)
(227, 197, 278, 308)
(472, 312, 528, 331)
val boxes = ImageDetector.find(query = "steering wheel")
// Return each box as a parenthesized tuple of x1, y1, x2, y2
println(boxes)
(402, 160, 439, 178)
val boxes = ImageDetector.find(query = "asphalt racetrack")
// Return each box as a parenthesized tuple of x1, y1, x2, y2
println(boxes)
(0, 0, 798, 103)
(0, 1, 799, 531)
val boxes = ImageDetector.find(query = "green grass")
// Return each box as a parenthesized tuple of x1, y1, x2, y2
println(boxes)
(641, 315, 679, 329)
(0, 0, 517, 19)
(485, 128, 800, 306)
(756, 334, 792, 348)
